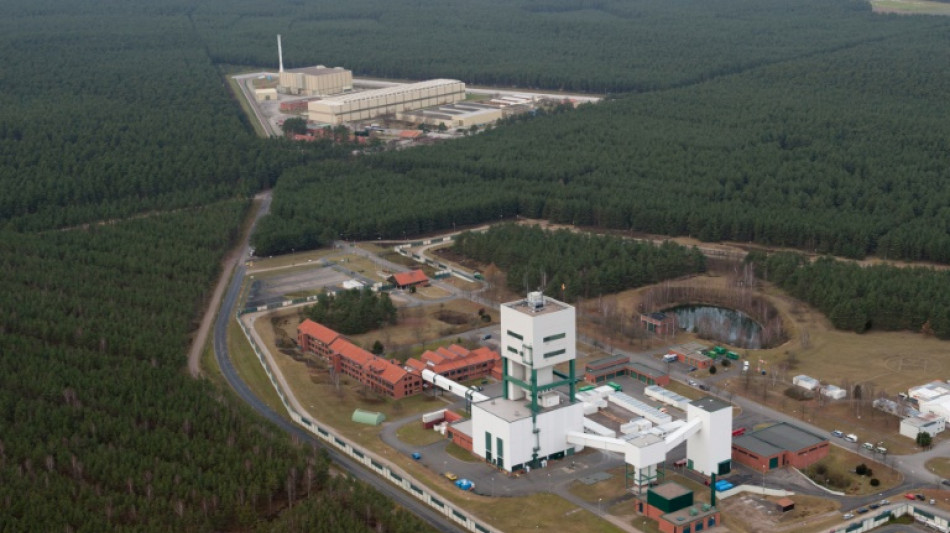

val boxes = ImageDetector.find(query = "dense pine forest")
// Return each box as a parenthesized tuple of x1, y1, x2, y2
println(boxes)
(255, 25, 950, 262)
(453, 225, 706, 301)
(748, 252, 950, 338)
(0, 1, 425, 530)
(6, 0, 950, 529)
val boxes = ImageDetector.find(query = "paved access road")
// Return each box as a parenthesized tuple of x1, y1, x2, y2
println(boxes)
(209, 199, 463, 533)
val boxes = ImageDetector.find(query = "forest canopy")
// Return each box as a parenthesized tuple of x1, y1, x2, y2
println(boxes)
(305, 289, 398, 335)
(452, 224, 706, 301)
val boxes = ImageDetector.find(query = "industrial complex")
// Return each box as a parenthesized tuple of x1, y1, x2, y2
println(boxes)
(307, 79, 467, 125)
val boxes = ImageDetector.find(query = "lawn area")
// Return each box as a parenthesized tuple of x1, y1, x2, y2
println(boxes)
(927, 457, 950, 479)
(803, 445, 901, 495)
(473, 493, 624, 533)
(228, 315, 287, 415)
(720, 493, 840, 533)
(665, 380, 706, 401)
(395, 422, 445, 447)
(347, 299, 497, 355)
(248, 248, 336, 271)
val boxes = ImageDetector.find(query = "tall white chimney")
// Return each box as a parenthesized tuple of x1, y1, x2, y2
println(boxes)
(277, 34, 284, 73)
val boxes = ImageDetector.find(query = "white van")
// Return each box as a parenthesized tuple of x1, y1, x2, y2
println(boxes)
(863, 442, 874, 450)
(844, 434, 858, 443)
(876, 446, 888, 455)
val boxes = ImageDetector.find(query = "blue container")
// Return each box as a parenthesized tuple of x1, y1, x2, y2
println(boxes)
(411, 452, 421, 460)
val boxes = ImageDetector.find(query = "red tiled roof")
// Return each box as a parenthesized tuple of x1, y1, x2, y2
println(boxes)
(436, 346, 460, 360)
(298, 319, 341, 345)
(366, 357, 408, 385)
(421, 350, 445, 365)
(446, 345, 469, 357)
(405, 359, 426, 373)
(330, 337, 372, 366)
(391, 269, 428, 286)
(399, 130, 423, 139)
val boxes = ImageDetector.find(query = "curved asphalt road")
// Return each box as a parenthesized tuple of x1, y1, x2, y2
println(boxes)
(212, 202, 463, 533)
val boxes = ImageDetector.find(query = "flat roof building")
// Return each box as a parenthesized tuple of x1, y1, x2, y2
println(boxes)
(732, 422, 829, 473)
(308, 79, 465, 125)
(278, 66, 353, 97)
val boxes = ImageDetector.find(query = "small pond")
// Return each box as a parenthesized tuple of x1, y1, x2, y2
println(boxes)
(666, 305, 764, 349)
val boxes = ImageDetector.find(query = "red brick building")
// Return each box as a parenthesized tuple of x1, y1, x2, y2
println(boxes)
(669, 342, 715, 370)
(731, 422, 830, 473)
(297, 319, 499, 400)
(405, 345, 500, 383)
(636, 482, 721, 533)
(297, 319, 422, 399)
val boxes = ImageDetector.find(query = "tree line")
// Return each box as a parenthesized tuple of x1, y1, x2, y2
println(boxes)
(452, 224, 706, 301)
(748, 252, 950, 339)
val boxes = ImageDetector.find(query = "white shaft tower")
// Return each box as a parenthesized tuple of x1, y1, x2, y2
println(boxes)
(277, 34, 284, 72)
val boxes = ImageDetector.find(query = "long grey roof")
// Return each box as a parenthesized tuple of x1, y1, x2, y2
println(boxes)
(733, 422, 827, 457)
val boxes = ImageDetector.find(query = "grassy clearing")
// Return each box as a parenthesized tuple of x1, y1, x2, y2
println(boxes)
(347, 299, 497, 353)
(247, 248, 337, 272)
(396, 422, 445, 447)
(664, 380, 706, 401)
(229, 317, 287, 416)
(927, 457, 950, 479)
(803, 445, 901, 495)
(475, 493, 624, 533)
(721, 493, 840, 533)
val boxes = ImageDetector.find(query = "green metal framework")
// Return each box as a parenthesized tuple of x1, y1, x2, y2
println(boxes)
(499, 346, 577, 468)
(626, 463, 663, 492)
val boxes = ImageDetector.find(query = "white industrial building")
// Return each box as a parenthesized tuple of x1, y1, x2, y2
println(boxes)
(909, 381, 950, 419)
(471, 292, 584, 471)
(421, 290, 734, 488)
(308, 79, 466, 125)
(900, 413, 946, 439)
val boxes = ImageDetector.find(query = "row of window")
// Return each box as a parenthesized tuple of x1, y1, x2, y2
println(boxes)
(507, 330, 567, 343)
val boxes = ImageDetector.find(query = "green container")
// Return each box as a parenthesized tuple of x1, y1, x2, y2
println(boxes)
(727, 352, 739, 360)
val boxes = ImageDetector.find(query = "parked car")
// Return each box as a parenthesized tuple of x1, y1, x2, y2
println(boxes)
(842, 513, 854, 520)
(915, 494, 926, 501)
(942, 479, 950, 487)
(444, 472, 458, 481)
(879, 499, 889, 505)
(862, 442, 874, 450)
(905, 493, 917, 500)
(868, 503, 881, 510)
(856, 507, 869, 514)
(482, 333, 492, 340)
(831, 430, 844, 438)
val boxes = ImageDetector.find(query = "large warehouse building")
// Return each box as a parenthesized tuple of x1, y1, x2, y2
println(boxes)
(307, 79, 466, 125)
(731, 422, 829, 473)
(278, 66, 353, 97)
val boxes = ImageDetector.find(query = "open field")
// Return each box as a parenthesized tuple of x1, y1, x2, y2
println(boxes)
(396, 422, 445, 447)
(871, 0, 950, 14)
(347, 299, 497, 354)
(228, 315, 287, 415)
(803, 445, 902, 495)
(247, 248, 337, 272)
(720, 493, 840, 533)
